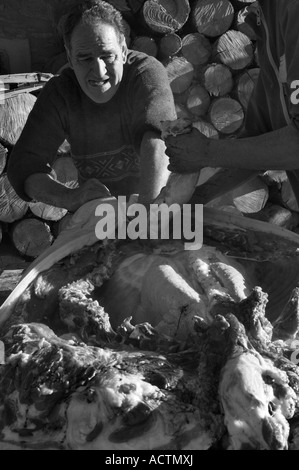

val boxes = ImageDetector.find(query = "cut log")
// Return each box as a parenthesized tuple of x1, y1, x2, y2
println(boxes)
(231, 177, 269, 213)
(202, 63, 234, 97)
(0, 93, 36, 145)
(142, 0, 191, 34)
(28, 202, 68, 222)
(10, 218, 53, 259)
(234, 6, 257, 40)
(0, 143, 7, 176)
(192, 119, 219, 139)
(158, 33, 182, 59)
(131, 36, 158, 57)
(164, 56, 194, 94)
(186, 85, 211, 117)
(181, 33, 212, 66)
(212, 30, 254, 71)
(234, 67, 259, 109)
(192, 0, 234, 38)
(209, 97, 244, 134)
(0, 174, 29, 223)
(246, 203, 299, 231)
(281, 179, 299, 212)
(207, 175, 269, 214)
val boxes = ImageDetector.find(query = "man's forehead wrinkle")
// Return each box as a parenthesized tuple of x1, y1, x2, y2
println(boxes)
(72, 41, 116, 55)
(71, 35, 118, 55)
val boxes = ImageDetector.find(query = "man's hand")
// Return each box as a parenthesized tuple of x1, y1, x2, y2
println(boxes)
(165, 128, 209, 173)
(24, 173, 111, 213)
(67, 179, 111, 212)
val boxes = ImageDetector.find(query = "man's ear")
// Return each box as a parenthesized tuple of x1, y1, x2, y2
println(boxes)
(65, 46, 73, 69)
(121, 41, 128, 64)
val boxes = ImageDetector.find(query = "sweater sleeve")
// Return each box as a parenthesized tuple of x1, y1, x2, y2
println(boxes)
(282, 1, 299, 131)
(7, 77, 68, 201)
(127, 54, 177, 151)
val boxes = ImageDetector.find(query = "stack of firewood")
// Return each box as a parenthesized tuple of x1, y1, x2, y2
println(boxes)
(0, 0, 298, 260)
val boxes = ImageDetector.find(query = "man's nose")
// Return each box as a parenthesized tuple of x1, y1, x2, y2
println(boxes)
(93, 57, 107, 76)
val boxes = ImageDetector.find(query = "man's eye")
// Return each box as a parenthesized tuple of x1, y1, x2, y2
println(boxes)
(104, 55, 116, 64)
(77, 57, 92, 63)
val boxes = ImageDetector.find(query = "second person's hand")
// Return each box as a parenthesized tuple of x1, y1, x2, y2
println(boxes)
(165, 128, 209, 173)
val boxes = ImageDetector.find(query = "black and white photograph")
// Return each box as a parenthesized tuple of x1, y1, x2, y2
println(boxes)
(1, 0, 299, 454)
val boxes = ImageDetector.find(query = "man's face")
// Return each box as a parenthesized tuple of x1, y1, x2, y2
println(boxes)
(67, 21, 127, 104)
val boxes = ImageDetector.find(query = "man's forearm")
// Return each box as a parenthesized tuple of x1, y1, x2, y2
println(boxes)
(209, 125, 299, 170)
(25, 173, 112, 213)
(24, 173, 76, 211)
(138, 131, 170, 206)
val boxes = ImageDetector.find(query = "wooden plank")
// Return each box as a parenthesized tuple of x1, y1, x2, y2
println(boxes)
(0, 72, 53, 84)
(1, 84, 44, 100)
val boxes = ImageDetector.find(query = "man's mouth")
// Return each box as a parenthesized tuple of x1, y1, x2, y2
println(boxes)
(89, 78, 109, 87)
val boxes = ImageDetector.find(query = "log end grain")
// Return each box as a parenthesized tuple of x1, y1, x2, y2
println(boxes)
(203, 63, 234, 97)
(10, 218, 53, 259)
(209, 97, 244, 134)
(131, 35, 158, 57)
(158, 33, 182, 59)
(186, 84, 211, 117)
(192, 0, 235, 38)
(164, 56, 194, 94)
(181, 33, 212, 66)
(212, 29, 254, 71)
(192, 119, 219, 139)
(142, 0, 191, 34)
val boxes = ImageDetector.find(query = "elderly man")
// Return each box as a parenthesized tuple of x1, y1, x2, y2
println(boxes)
(7, 0, 176, 212)
(165, 0, 299, 206)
